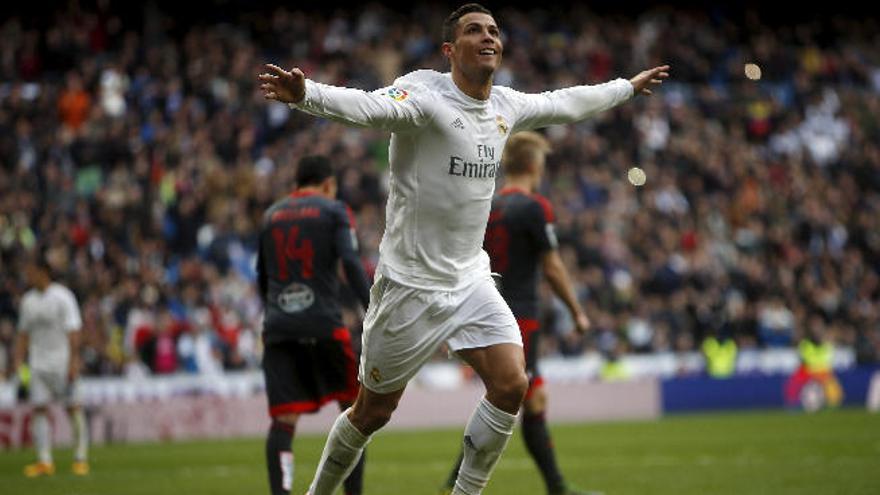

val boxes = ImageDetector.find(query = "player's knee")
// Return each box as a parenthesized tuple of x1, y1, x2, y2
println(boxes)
(489, 371, 529, 409)
(510, 372, 530, 401)
(350, 400, 396, 434)
(356, 406, 395, 434)
(273, 413, 299, 429)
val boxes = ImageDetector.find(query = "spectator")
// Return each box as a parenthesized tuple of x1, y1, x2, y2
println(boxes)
(0, 3, 878, 377)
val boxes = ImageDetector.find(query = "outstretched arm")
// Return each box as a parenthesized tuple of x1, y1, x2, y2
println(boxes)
(511, 65, 670, 131)
(258, 64, 429, 132)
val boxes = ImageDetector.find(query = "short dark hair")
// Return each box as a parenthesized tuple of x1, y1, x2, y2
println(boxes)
(295, 155, 334, 187)
(443, 3, 494, 43)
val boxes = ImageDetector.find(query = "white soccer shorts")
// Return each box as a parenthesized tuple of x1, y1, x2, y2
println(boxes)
(29, 369, 81, 407)
(358, 274, 521, 394)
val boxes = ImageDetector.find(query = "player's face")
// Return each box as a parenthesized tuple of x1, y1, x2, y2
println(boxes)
(446, 13, 503, 79)
(24, 264, 45, 288)
(23, 264, 36, 286)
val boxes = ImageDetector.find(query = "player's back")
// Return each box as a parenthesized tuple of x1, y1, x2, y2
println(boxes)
(258, 191, 354, 341)
(483, 187, 557, 317)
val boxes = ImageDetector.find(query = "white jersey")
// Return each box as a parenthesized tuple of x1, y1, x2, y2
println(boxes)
(294, 70, 632, 290)
(17, 283, 82, 373)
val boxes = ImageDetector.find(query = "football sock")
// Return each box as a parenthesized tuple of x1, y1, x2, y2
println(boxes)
(32, 411, 52, 464)
(70, 408, 89, 462)
(266, 420, 295, 495)
(308, 409, 370, 495)
(444, 452, 464, 489)
(342, 449, 365, 495)
(522, 411, 565, 492)
(452, 397, 518, 495)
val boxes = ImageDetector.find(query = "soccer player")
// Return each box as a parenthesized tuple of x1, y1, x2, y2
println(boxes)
(13, 255, 89, 477)
(259, 4, 667, 494)
(439, 131, 594, 495)
(257, 155, 372, 495)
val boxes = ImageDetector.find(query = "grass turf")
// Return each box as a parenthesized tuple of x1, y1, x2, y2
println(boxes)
(1, 409, 878, 494)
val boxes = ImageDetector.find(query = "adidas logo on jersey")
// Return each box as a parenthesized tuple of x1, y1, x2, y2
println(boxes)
(451, 118, 465, 129)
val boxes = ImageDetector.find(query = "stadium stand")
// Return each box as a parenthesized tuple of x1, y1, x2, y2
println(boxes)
(0, 2, 878, 382)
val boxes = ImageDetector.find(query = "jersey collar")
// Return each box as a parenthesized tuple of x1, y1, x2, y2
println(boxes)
(290, 190, 321, 199)
(446, 73, 490, 109)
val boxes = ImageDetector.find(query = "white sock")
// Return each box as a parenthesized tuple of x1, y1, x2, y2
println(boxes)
(452, 397, 518, 495)
(32, 412, 52, 464)
(70, 408, 88, 462)
(281, 451, 294, 492)
(308, 409, 370, 495)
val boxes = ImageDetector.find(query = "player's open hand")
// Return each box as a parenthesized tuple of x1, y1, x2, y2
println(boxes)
(259, 64, 306, 104)
(629, 65, 670, 96)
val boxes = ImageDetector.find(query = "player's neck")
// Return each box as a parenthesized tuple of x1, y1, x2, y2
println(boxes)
(295, 185, 330, 199)
(503, 176, 535, 193)
(451, 69, 493, 101)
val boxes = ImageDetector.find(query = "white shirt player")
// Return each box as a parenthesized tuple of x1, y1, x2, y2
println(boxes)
(17, 282, 82, 374)
(294, 70, 633, 290)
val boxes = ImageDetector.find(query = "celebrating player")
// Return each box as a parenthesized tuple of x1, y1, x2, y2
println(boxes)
(259, 3, 667, 494)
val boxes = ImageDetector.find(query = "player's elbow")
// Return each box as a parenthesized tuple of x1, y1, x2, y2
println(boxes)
(543, 264, 564, 288)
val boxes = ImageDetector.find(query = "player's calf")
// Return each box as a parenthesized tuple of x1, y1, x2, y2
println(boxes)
(307, 387, 403, 495)
(453, 397, 519, 495)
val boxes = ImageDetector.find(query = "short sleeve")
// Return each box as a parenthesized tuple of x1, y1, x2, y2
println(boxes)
(60, 288, 83, 333)
(528, 195, 558, 252)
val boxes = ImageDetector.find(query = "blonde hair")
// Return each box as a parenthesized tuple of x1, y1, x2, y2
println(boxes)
(502, 131, 551, 176)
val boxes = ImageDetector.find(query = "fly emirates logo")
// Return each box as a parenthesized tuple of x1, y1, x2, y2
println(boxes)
(448, 144, 500, 179)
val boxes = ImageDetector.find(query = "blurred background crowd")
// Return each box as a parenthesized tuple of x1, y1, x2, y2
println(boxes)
(0, 1, 878, 378)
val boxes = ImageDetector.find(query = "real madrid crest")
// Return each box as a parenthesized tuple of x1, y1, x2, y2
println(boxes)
(495, 115, 509, 135)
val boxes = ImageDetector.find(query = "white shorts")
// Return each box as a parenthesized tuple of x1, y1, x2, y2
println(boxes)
(359, 274, 521, 393)
(30, 369, 81, 407)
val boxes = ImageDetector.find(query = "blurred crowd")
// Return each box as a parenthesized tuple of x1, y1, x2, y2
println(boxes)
(0, 2, 879, 379)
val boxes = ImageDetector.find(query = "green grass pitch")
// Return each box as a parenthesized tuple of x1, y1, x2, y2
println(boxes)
(2, 409, 878, 494)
